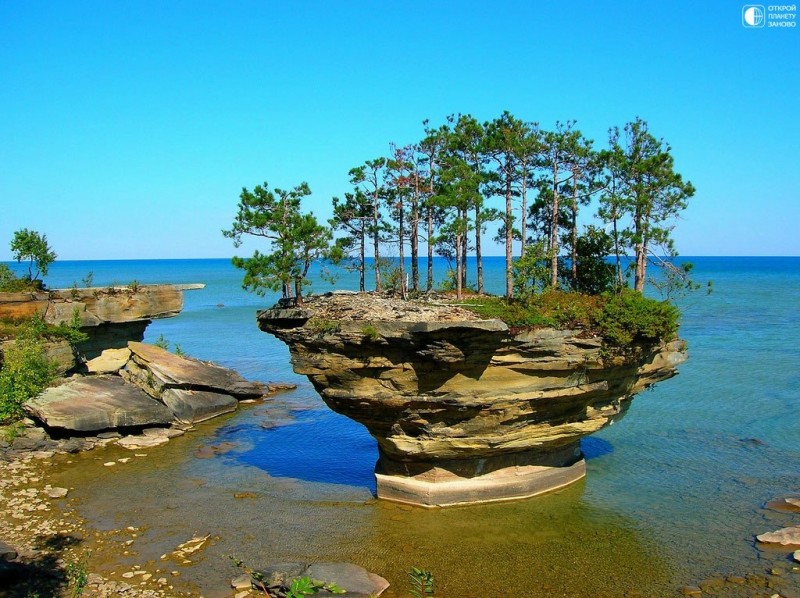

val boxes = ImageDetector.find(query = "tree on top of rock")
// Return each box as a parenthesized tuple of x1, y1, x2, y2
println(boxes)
(223, 181, 331, 304)
(10, 229, 57, 283)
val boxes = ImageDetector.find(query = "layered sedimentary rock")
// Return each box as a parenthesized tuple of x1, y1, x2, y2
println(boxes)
(258, 293, 687, 507)
(0, 284, 204, 363)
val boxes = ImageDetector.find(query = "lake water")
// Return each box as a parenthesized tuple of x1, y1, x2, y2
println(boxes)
(13, 256, 800, 596)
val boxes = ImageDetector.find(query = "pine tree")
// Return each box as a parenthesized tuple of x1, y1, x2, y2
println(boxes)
(223, 181, 330, 304)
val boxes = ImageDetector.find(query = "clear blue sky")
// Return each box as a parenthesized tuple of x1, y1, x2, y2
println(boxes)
(1, 1, 798, 260)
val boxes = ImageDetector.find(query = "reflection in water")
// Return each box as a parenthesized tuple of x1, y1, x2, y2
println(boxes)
(51, 401, 674, 598)
(581, 436, 614, 460)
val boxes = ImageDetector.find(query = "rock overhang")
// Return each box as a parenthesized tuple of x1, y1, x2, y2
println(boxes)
(257, 293, 687, 507)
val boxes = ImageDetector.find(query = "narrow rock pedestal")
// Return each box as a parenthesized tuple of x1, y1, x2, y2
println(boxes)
(376, 443, 586, 507)
(258, 294, 687, 508)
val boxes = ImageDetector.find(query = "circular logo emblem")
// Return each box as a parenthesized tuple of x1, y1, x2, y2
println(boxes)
(744, 6, 765, 26)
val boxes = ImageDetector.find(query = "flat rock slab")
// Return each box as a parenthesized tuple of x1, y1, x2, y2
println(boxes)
(161, 388, 238, 423)
(128, 342, 263, 398)
(756, 525, 800, 546)
(25, 376, 173, 432)
(86, 348, 132, 374)
(117, 435, 170, 449)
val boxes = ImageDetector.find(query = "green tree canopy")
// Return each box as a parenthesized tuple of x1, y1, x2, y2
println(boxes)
(599, 117, 696, 293)
(10, 229, 56, 281)
(222, 181, 331, 304)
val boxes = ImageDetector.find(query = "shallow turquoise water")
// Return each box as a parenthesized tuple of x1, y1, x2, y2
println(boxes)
(21, 256, 800, 595)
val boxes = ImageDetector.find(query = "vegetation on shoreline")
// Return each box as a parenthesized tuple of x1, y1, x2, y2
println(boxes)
(0, 317, 58, 424)
(0, 228, 89, 424)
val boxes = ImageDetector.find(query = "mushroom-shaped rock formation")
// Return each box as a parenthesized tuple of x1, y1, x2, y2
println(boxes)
(258, 293, 686, 507)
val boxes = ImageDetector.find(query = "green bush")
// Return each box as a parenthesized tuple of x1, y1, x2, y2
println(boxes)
(308, 319, 341, 334)
(461, 288, 679, 349)
(0, 264, 43, 292)
(0, 331, 56, 424)
(361, 323, 379, 341)
(460, 296, 555, 328)
(596, 289, 679, 346)
(533, 290, 602, 329)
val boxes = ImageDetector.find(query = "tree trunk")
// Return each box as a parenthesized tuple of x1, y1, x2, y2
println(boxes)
(505, 173, 513, 299)
(427, 205, 434, 292)
(571, 170, 579, 288)
(455, 231, 463, 300)
(411, 185, 419, 293)
(612, 211, 623, 289)
(520, 160, 528, 258)
(634, 242, 646, 292)
(461, 222, 468, 290)
(294, 278, 303, 305)
(549, 163, 560, 288)
(373, 197, 382, 292)
(398, 198, 406, 298)
(633, 196, 647, 292)
(476, 203, 484, 294)
(359, 229, 365, 292)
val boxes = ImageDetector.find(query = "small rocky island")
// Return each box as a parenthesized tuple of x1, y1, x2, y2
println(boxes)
(258, 293, 687, 507)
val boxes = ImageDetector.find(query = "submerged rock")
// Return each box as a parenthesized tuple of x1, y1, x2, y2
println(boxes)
(0, 540, 17, 562)
(118, 435, 170, 449)
(756, 525, 800, 546)
(764, 496, 800, 513)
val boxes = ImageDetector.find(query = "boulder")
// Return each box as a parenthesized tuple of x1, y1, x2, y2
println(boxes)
(161, 389, 238, 424)
(257, 562, 388, 597)
(86, 348, 132, 374)
(756, 526, 800, 546)
(125, 342, 263, 398)
(24, 376, 174, 432)
(0, 540, 18, 561)
(304, 562, 389, 597)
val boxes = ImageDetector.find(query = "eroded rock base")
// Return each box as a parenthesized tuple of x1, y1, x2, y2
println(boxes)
(375, 444, 586, 507)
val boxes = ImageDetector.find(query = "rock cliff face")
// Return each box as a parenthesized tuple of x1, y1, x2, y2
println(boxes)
(258, 293, 687, 507)
(0, 284, 204, 365)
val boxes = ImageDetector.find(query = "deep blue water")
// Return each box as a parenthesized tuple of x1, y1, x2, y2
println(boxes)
(5, 255, 800, 588)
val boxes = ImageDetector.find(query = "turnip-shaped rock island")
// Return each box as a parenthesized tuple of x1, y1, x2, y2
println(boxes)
(258, 294, 686, 508)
